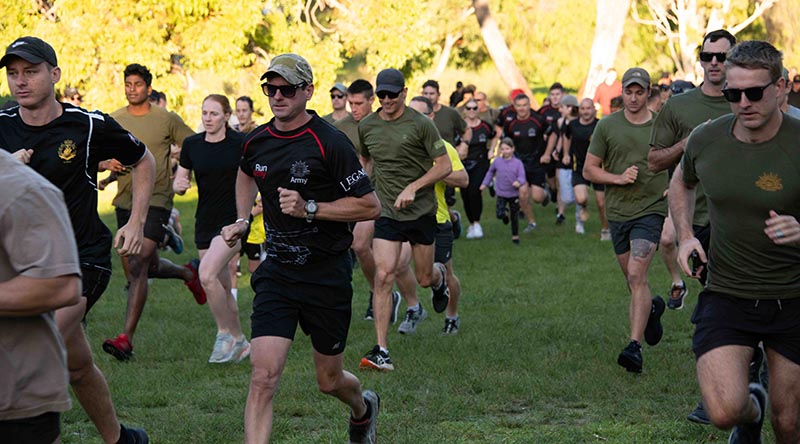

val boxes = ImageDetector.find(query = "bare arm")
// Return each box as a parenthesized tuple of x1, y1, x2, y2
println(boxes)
(277, 188, 381, 222)
(561, 134, 572, 166)
(394, 153, 452, 209)
(456, 127, 472, 159)
(114, 149, 155, 256)
(668, 164, 703, 277)
(583, 152, 637, 186)
(647, 138, 687, 173)
(172, 165, 192, 195)
(0, 275, 80, 317)
(359, 155, 373, 176)
(443, 168, 469, 188)
(221, 169, 260, 247)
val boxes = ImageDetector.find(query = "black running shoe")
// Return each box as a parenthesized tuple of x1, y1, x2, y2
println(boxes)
(728, 383, 767, 444)
(556, 213, 565, 225)
(644, 296, 666, 346)
(120, 425, 149, 444)
(542, 183, 551, 207)
(349, 390, 379, 444)
(451, 210, 462, 239)
(359, 345, 394, 371)
(363, 292, 374, 321)
(667, 280, 687, 310)
(390, 291, 401, 324)
(687, 401, 711, 425)
(617, 340, 643, 373)
(431, 262, 450, 313)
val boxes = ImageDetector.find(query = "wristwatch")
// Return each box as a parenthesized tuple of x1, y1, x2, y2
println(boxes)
(304, 200, 318, 222)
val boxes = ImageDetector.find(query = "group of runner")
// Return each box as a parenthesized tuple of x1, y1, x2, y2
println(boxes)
(1, 31, 799, 444)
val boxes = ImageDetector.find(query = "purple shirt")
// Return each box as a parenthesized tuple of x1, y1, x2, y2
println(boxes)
(482, 156, 526, 198)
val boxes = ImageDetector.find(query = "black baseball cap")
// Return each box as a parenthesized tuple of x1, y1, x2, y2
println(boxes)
(375, 68, 405, 94)
(0, 36, 57, 69)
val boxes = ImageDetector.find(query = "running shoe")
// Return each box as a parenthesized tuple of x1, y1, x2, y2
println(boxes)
(617, 340, 643, 373)
(575, 221, 585, 234)
(229, 336, 251, 363)
(749, 344, 766, 388)
(473, 223, 484, 239)
(349, 390, 380, 444)
(523, 223, 537, 234)
(451, 210, 462, 239)
(184, 259, 207, 305)
(390, 291, 402, 324)
(364, 291, 374, 321)
(687, 401, 711, 425)
(431, 262, 450, 313)
(556, 213, 565, 225)
(163, 223, 184, 254)
(441, 317, 460, 335)
(542, 184, 551, 207)
(360, 346, 394, 371)
(208, 332, 234, 363)
(103, 333, 133, 361)
(501, 211, 510, 225)
(398, 306, 428, 335)
(728, 383, 767, 444)
(644, 296, 666, 346)
(668, 280, 687, 310)
(600, 228, 612, 241)
(120, 425, 149, 444)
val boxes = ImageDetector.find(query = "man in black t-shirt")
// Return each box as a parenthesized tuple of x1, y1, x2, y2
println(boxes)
(0, 36, 154, 444)
(539, 83, 565, 204)
(221, 53, 382, 444)
(502, 93, 549, 233)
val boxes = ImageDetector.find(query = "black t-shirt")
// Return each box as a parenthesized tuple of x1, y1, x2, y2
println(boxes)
(240, 111, 374, 284)
(180, 128, 243, 227)
(564, 118, 598, 171)
(538, 105, 561, 129)
(0, 103, 146, 266)
(503, 111, 547, 159)
(466, 120, 495, 161)
(495, 104, 516, 128)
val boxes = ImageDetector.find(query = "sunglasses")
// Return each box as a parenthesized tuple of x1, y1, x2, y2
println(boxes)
(261, 82, 307, 98)
(721, 80, 775, 103)
(330, 93, 344, 99)
(699, 52, 726, 63)
(376, 90, 400, 100)
(465, 106, 478, 111)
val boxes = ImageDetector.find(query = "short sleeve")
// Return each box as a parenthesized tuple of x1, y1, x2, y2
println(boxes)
(326, 133, 374, 197)
(168, 112, 196, 147)
(445, 142, 464, 172)
(650, 103, 680, 148)
(179, 137, 194, 170)
(588, 119, 609, 159)
(90, 114, 147, 167)
(680, 130, 700, 187)
(420, 118, 446, 159)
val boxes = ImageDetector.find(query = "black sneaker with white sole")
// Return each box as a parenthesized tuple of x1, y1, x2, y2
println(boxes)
(644, 296, 666, 346)
(390, 291, 401, 324)
(359, 345, 394, 371)
(687, 401, 711, 425)
(728, 383, 767, 444)
(363, 291, 374, 320)
(431, 262, 450, 313)
(668, 280, 687, 310)
(617, 340, 643, 373)
(349, 390, 380, 444)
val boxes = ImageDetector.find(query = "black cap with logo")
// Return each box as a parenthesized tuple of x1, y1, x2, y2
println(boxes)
(0, 36, 58, 69)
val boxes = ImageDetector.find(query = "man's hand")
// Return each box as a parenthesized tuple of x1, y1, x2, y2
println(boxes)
(394, 186, 416, 209)
(12, 149, 33, 164)
(677, 237, 707, 279)
(278, 187, 307, 218)
(539, 154, 551, 164)
(562, 156, 570, 167)
(616, 165, 638, 185)
(221, 221, 247, 248)
(479, 184, 487, 191)
(765, 210, 800, 245)
(114, 222, 144, 257)
(173, 176, 191, 195)
(99, 159, 125, 173)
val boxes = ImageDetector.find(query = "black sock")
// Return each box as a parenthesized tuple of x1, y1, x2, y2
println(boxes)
(352, 399, 372, 422)
(116, 425, 127, 444)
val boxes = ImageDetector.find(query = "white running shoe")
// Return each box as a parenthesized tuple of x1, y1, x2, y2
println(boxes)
(473, 223, 484, 239)
(208, 333, 234, 363)
(575, 221, 585, 234)
(465, 224, 476, 239)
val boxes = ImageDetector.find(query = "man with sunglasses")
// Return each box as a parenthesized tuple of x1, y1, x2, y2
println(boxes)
(323, 82, 350, 124)
(357, 68, 452, 371)
(647, 30, 745, 424)
(222, 53, 381, 444)
(670, 40, 800, 444)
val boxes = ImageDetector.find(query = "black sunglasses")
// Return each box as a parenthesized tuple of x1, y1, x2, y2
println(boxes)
(465, 106, 478, 111)
(699, 52, 726, 63)
(330, 93, 344, 99)
(721, 80, 775, 103)
(261, 82, 307, 98)
(376, 90, 400, 100)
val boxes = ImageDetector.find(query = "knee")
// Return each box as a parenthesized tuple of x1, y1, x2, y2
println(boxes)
(68, 354, 96, 386)
(626, 270, 648, 288)
(416, 267, 434, 288)
(316, 370, 342, 395)
(770, 402, 800, 438)
(374, 268, 395, 287)
(250, 366, 281, 398)
(352, 239, 370, 257)
(198, 266, 217, 289)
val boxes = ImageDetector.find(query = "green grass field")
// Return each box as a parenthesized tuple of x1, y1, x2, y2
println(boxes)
(61, 187, 768, 443)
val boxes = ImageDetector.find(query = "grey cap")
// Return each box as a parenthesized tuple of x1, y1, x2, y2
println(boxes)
(375, 68, 405, 94)
(330, 82, 347, 94)
(261, 53, 313, 85)
(621, 67, 651, 88)
(560, 94, 579, 107)
(0, 36, 57, 68)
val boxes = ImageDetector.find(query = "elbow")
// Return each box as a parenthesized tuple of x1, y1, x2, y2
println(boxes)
(366, 193, 382, 220)
(56, 276, 81, 309)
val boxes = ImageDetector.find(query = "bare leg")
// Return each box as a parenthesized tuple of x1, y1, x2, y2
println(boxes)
(766, 348, 800, 443)
(660, 215, 682, 284)
(444, 260, 461, 318)
(396, 242, 418, 307)
(595, 190, 609, 230)
(625, 239, 657, 343)
(199, 236, 243, 338)
(371, 239, 402, 349)
(697, 345, 757, 429)
(352, 221, 376, 292)
(519, 185, 536, 225)
(244, 336, 292, 444)
(313, 351, 367, 419)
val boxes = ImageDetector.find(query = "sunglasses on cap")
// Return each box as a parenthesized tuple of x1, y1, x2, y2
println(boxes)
(330, 93, 344, 99)
(261, 82, 307, 98)
(699, 52, 726, 63)
(721, 80, 775, 103)
(376, 90, 400, 100)
(465, 106, 478, 111)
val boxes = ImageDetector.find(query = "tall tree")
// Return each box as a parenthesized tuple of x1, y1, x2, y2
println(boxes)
(581, 0, 630, 100)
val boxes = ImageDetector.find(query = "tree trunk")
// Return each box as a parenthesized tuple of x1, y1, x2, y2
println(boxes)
(432, 32, 463, 79)
(580, 0, 630, 100)
(473, 0, 536, 107)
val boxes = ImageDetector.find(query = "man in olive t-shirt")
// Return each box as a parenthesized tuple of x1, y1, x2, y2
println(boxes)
(670, 41, 800, 443)
(357, 68, 452, 371)
(584, 67, 668, 374)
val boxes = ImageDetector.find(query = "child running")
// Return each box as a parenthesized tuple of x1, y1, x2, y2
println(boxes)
(480, 138, 526, 244)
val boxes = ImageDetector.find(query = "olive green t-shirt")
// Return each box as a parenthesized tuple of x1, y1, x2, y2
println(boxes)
(681, 114, 800, 299)
(333, 113, 361, 153)
(359, 107, 446, 221)
(111, 105, 195, 210)
(588, 111, 668, 221)
(650, 86, 731, 226)
(433, 104, 467, 145)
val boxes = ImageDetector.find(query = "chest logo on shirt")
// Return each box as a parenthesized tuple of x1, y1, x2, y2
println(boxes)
(755, 172, 783, 192)
(527, 128, 537, 137)
(58, 139, 77, 163)
(290, 160, 310, 185)
(254, 163, 268, 179)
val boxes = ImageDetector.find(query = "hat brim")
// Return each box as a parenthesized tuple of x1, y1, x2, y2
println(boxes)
(375, 84, 403, 94)
(0, 51, 48, 69)
(260, 66, 309, 86)
(622, 79, 650, 89)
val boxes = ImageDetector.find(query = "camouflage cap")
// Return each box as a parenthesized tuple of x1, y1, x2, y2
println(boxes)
(261, 53, 313, 85)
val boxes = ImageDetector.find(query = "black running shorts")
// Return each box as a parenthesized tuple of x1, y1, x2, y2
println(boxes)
(194, 219, 234, 250)
(250, 264, 353, 356)
(608, 213, 664, 255)
(373, 214, 436, 246)
(434, 221, 454, 264)
(115, 206, 170, 243)
(0, 412, 60, 444)
(81, 262, 111, 315)
(692, 289, 800, 366)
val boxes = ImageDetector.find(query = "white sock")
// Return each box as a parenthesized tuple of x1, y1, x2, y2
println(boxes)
(379, 346, 389, 354)
(231, 288, 238, 301)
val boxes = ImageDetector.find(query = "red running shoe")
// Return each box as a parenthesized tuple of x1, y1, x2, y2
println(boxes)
(184, 259, 207, 305)
(102, 333, 133, 361)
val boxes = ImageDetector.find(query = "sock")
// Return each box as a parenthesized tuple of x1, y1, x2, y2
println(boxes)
(673, 281, 684, 288)
(446, 315, 459, 321)
(409, 303, 421, 313)
(352, 397, 373, 422)
(379, 346, 389, 354)
(116, 425, 127, 444)
(231, 288, 238, 301)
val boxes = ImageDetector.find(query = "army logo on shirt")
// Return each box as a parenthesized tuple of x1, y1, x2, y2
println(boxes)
(290, 160, 310, 185)
(58, 139, 77, 163)
(755, 172, 782, 192)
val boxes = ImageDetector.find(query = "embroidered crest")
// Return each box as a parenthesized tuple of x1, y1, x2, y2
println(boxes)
(58, 139, 77, 163)
(755, 172, 782, 192)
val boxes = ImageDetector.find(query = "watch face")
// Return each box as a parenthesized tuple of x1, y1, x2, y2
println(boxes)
(306, 201, 318, 213)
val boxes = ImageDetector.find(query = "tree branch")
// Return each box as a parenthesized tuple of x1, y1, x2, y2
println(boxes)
(729, 0, 777, 35)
